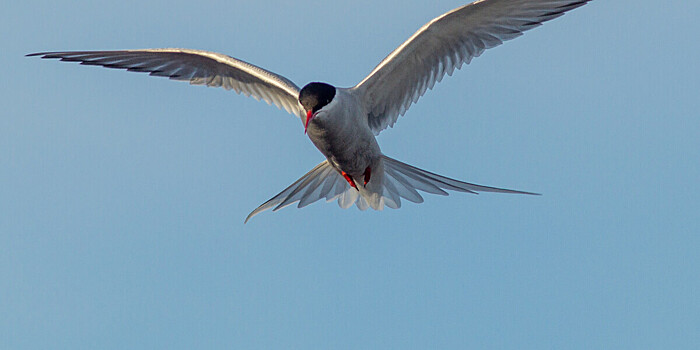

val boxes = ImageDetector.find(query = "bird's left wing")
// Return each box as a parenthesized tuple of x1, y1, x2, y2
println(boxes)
(28, 49, 305, 118)
(352, 0, 590, 134)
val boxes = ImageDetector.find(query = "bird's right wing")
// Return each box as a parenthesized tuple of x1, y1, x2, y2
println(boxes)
(28, 49, 305, 118)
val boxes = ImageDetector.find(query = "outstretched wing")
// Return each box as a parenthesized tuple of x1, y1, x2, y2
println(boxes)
(353, 0, 590, 134)
(28, 48, 305, 117)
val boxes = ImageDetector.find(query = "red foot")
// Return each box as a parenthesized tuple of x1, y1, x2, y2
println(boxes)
(363, 167, 371, 186)
(341, 171, 358, 191)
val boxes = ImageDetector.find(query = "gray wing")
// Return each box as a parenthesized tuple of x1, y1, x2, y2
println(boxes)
(28, 48, 304, 117)
(352, 0, 590, 134)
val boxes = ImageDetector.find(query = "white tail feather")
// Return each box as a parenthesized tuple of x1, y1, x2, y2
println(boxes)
(244, 155, 538, 223)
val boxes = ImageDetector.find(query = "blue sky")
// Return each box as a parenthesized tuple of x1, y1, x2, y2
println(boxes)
(2, 0, 699, 349)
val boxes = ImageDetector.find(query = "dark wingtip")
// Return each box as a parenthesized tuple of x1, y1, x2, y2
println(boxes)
(244, 213, 254, 224)
(26, 52, 63, 58)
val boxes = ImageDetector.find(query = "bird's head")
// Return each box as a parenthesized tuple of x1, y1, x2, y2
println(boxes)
(299, 82, 336, 134)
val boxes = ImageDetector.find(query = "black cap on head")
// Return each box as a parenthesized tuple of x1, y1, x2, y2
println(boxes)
(299, 82, 336, 113)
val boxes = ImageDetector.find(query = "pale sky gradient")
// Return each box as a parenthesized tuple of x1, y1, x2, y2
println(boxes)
(2, 1, 699, 349)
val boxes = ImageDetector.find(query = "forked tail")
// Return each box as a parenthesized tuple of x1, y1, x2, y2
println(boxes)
(244, 155, 538, 223)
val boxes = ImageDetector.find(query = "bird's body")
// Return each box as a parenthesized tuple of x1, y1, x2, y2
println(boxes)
(28, 0, 591, 222)
(306, 88, 378, 179)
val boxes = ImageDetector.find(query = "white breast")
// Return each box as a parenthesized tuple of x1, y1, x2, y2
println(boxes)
(306, 89, 381, 176)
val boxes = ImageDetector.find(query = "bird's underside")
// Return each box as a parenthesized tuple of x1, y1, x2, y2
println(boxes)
(27, 0, 590, 222)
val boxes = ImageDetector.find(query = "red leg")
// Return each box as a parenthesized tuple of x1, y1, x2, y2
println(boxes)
(363, 167, 371, 186)
(341, 171, 358, 190)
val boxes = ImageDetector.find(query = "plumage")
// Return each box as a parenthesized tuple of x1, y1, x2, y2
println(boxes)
(28, 0, 591, 222)
(26, 49, 305, 118)
(354, 0, 590, 134)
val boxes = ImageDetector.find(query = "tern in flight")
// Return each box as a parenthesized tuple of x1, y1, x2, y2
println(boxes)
(29, 0, 591, 222)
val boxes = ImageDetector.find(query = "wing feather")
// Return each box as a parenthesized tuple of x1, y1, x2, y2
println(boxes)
(353, 0, 590, 134)
(27, 48, 305, 118)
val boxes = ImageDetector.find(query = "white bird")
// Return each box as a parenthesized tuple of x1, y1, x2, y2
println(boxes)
(28, 0, 590, 222)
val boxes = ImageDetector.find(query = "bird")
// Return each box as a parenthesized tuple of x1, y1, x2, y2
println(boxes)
(28, 0, 591, 222)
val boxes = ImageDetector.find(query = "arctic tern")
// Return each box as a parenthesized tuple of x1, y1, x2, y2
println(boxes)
(28, 0, 591, 222)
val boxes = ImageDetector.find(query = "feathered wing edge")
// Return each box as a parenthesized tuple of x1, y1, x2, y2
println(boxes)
(27, 49, 305, 118)
(354, 0, 591, 134)
(244, 156, 538, 223)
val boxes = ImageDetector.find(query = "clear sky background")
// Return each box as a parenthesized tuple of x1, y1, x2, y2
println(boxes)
(2, 0, 699, 349)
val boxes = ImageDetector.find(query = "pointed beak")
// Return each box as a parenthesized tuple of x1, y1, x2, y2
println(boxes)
(304, 110, 313, 134)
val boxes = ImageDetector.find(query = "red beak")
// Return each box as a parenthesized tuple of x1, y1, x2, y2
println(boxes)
(304, 110, 313, 134)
